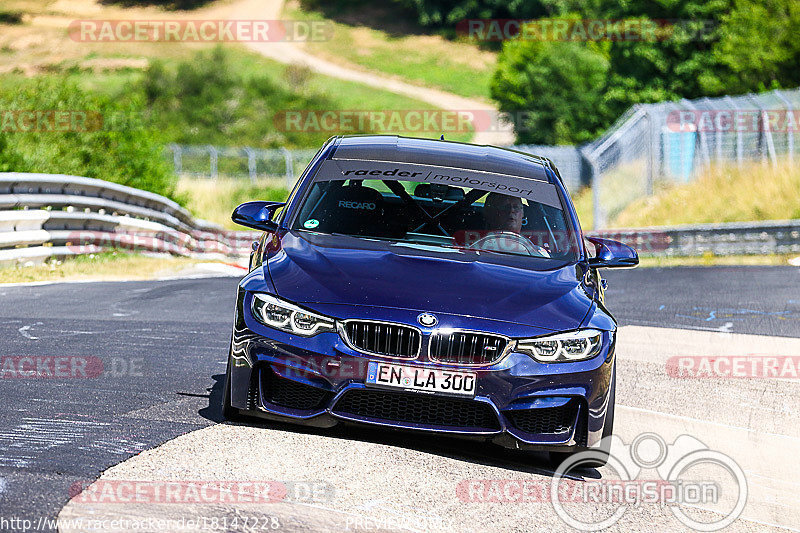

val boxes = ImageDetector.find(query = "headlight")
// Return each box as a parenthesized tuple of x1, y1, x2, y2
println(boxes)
(515, 329, 603, 362)
(250, 293, 336, 336)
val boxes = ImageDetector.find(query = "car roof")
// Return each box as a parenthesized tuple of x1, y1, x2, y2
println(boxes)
(329, 135, 554, 183)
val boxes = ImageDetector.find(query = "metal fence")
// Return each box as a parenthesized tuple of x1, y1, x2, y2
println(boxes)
(166, 144, 319, 189)
(166, 87, 799, 229)
(511, 145, 588, 191)
(582, 88, 800, 229)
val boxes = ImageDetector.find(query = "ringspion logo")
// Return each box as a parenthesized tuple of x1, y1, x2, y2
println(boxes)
(459, 433, 747, 531)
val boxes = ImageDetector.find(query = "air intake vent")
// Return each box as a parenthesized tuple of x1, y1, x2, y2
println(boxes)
(506, 401, 580, 435)
(342, 321, 420, 358)
(260, 368, 332, 411)
(429, 331, 508, 365)
(333, 389, 501, 430)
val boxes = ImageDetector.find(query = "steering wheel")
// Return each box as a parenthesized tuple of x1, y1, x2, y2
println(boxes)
(470, 231, 551, 258)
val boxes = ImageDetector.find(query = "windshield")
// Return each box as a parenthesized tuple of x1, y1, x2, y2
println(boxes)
(290, 159, 580, 261)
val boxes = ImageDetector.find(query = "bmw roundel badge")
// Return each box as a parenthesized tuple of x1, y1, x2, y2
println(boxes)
(417, 313, 438, 327)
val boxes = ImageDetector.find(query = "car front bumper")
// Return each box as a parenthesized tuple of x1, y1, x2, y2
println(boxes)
(229, 288, 615, 453)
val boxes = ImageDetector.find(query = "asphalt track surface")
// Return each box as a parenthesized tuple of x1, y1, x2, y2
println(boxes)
(1, 266, 799, 531)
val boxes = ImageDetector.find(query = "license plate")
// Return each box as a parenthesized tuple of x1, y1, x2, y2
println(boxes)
(365, 361, 476, 397)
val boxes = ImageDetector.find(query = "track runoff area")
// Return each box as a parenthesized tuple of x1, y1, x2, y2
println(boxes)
(1, 266, 798, 532)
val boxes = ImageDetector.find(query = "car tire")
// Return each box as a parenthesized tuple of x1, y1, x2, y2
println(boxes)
(549, 363, 615, 469)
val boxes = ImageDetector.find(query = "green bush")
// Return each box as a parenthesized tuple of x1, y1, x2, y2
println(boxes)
(0, 77, 180, 203)
(488, 0, 800, 144)
(390, 0, 552, 28)
(0, 133, 25, 172)
(491, 40, 612, 145)
(140, 47, 342, 148)
(97, 0, 213, 10)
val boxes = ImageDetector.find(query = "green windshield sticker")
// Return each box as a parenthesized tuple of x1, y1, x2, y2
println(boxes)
(304, 219, 320, 229)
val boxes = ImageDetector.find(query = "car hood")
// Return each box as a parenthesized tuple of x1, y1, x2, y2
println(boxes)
(265, 231, 592, 331)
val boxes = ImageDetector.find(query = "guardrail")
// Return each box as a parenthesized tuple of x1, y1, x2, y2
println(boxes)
(590, 219, 800, 257)
(0, 173, 259, 267)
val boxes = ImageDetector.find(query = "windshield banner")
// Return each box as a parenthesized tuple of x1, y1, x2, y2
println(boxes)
(312, 159, 563, 209)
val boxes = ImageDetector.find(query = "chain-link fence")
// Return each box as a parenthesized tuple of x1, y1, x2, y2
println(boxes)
(166, 87, 799, 228)
(511, 145, 589, 191)
(166, 144, 320, 189)
(582, 88, 800, 228)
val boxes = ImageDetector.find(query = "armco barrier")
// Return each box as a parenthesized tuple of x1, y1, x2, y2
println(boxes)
(591, 219, 800, 257)
(0, 173, 259, 267)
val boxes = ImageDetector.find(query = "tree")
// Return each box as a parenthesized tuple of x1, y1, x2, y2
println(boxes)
(0, 78, 179, 202)
(491, 39, 611, 144)
(701, 0, 800, 94)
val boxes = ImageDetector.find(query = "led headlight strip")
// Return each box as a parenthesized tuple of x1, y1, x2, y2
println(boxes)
(515, 329, 603, 362)
(251, 293, 336, 336)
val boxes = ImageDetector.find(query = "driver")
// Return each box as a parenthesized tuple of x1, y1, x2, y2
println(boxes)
(483, 192, 524, 233)
(477, 192, 550, 257)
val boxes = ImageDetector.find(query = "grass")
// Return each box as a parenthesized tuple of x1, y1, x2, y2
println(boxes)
(637, 253, 799, 268)
(219, 47, 473, 143)
(570, 186, 593, 231)
(0, 252, 205, 284)
(2, 45, 466, 147)
(285, 0, 496, 101)
(612, 159, 800, 228)
(177, 177, 290, 229)
(1, 0, 472, 146)
(576, 159, 800, 230)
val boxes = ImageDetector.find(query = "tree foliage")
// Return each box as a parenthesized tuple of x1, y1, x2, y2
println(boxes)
(382, 0, 800, 144)
(0, 78, 180, 202)
(141, 47, 338, 148)
(491, 40, 611, 144)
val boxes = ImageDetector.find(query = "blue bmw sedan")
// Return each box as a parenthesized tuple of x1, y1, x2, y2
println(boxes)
(224, 135, 637, 466)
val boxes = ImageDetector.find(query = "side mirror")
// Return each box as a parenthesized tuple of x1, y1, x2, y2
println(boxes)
(585, 236, 639, 268)
(231, 201, 285, 232)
